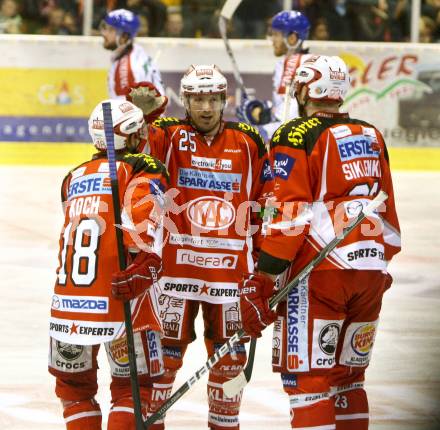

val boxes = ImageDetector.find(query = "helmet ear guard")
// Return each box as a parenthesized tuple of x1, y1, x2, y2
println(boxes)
(114, 109, 145, 136)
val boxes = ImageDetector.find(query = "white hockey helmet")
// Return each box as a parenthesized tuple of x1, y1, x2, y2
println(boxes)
(180, 64, 227, 97)
(294, 55, 350, 104)
(88, 99, 144, 150)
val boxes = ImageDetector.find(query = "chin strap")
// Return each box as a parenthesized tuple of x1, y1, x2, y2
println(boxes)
(285, 37, 304, 54)
(111, 39, 133, 62)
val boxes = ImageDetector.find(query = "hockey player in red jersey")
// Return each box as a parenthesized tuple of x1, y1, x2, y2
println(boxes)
(238, 55, 401, 429)
(135, 65, 270, 429)
(100, 9, 164, 98)
(48, 99, 169, 430)
(237, 10, 312, 141)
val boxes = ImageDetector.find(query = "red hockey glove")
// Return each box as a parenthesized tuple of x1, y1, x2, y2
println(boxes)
(111, 252, 162, 302)
(126, 82, 168, 123)
(238, 273, 277, 338)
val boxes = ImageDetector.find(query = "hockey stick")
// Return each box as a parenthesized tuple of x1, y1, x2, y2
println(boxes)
(222, 333, 257, 398)
(102, 102, 145, 430)
(282, 79, 295, 123)
(144, 327, 247, 427)
(232, 79, 295, 386)
(218, 0, 247, 96)
(144, 191, 388, 424)
(222, 191, 389, 397)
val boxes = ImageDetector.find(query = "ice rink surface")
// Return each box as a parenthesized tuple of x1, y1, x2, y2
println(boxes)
(0, 166, 439, 430)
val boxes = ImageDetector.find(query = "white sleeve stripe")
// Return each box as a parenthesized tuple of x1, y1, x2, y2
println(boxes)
(383, 219, 401, 247)
(65, 411, 101, 423)
(336, 413, 369, 420)
(291, 425, 335, 430)
(318, 132, 330, 201)
(268, 206, 314, 230)
(109, 406, 134, 414)
(112, 274, 151, 286)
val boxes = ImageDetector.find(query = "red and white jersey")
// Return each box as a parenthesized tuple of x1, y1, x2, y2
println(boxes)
(261, 52, 312, 139)
(258, 113, 401, 275)
(139, 118, 269, 304)
(108, 43, 164, 99)
(49, 152, 169, 345)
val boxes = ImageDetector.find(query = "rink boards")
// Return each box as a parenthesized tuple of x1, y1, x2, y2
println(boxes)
(1, 142, 439, 171)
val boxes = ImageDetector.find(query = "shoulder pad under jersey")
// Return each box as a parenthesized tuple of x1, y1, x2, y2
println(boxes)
(347, 117, 389, 162)
(61, 159, 90, 202)
(225, 121, 267, 158)
(122, 153, 170, 182)
(270, 117, 324, 152)
(152, 117, 185, 128)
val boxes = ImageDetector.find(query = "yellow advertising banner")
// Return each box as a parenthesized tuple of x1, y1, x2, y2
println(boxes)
(0, 68, 107, 117)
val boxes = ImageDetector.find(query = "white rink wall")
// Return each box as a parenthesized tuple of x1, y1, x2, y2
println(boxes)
(1, 35, 440, 148)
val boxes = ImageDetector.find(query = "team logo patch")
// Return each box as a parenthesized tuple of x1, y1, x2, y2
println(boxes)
(178, 168, 241, 193)
(158, 295, 184, 339)
(281, 373, 297, 387)
(286, 279, 309, 372)
(191, 155, 232, 171)
(318, 323, 340, 355)
(260, 159, 274, 183)
(337, 135, 380, 162)
(169, 234, 245, 251)
(51, 295, 60, 309)
(163, 346, 183, 359)
(272, 317, 283, 367)
(176, 249, 238, 269)
(339, 320, 378, 367)
(273, 153, 295, 180)
(224, 303, 241, 337)
(311, 319, 343, 368)
(351, 323, 376, 356)
(187, 196, 236, 231)
(118, 102, 135, 113)
(331, 125, 352, 139)
(146, 331, 163, 377)
(68, 172, 112, 199)
(52, 295, 109, 314)
(56, 341, 84, 361)
(108, 337, 129, 367)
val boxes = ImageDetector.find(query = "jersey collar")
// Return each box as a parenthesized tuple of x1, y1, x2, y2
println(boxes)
(313, 111, 350, 119)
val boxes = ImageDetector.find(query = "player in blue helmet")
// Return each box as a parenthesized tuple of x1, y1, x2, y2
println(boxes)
(102, 8, 140, 42)
(271, 10, 310, 52)
(236, 10, 312, 141)
(100, 8, 164, 99)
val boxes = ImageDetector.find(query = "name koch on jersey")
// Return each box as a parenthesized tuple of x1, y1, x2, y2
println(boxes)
(178, 168, 241, 192)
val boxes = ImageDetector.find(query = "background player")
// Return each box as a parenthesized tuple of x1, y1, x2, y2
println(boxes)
(48, 98, 169, 430)
(238, 55, 401, 429)
(100, 8, 164, 99)
(237, 10, 311, 141)
(135, 65, 270, 430)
